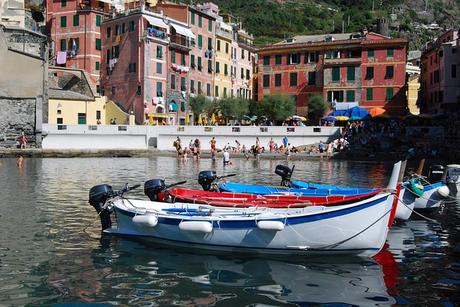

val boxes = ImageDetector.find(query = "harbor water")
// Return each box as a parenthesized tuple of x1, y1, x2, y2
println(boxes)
(0, 157, 459, 306)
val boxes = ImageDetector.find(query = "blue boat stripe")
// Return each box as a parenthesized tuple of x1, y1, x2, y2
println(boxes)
(115, 194, 389, 229)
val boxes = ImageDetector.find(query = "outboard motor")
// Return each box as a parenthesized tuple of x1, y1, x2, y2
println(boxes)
(428, 165, 445, 183)
(144, 179, 166, 201)
(275, 165, 294, 187)
(89, 184, 114, 230)
(446, 164, 460, 196)
(198, 170, 217, 191)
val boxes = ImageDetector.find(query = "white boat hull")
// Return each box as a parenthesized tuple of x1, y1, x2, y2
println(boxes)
(105, 193, 394, 257)
(394, 187, 415, 220)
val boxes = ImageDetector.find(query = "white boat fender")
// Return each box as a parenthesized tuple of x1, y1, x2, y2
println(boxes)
(132, 215, 158, 227)
(257, 220, 285, 231)
(437, 185, 450, 198)
(179, 221, 213, 233)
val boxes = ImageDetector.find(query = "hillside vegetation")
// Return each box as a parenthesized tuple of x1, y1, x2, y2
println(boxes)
(203, 0, 460, 49)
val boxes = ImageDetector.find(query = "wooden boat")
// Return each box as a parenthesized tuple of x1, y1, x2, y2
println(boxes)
(87, 162, 402, 257)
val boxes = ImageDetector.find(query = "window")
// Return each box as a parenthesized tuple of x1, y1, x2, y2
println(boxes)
(190, 54, 195, 68)
(453, 48, 457, 54)
(171, 50, 176, 64)
(190, 80, 195, 93)
(136, 86, 141, 95)
(263, 56, 270, 65)
(73, 15, 79, 26)
(171, 74, 175, 90)
(78, 113, 86, 125)
(225, 42, 229, 54)
(121, 23, 125, 33)
(107, 27, 111, 38)
(241, 68, 244, 79)
(106, 49, 110, 64)
(368, 49, 374, 57)
(275, 54, 282, 65)
(198, 35, 202, 49)
(275, 74, 281, 87)
(181, 101, 185, 112)
(215, 85, 219, 97)
(68, 38, 79, 50)
(217, 40, 221, 51)
(288, 53, 300, 64)
(290, 72, 297, 87)
(129, 20, 135, 32)
(347, 66, 355, 81)
(386, 88, 393, 100)
(366, 67, 374, 79)
(215, 62, 220, 73)
(208, 19, 212, 32)
(96, 110, 101, 120)
(198, 57, 202, 70)
(224, 87, 227, 98)
(60, 16, 67, 28)
(206, 83, 210, 96)
(366, 88, 373, 101)
(208, 60, 212, 73)
(241, 49, 245, 59)
(198, 15, 202, 27)
(57, 118, 64, 124)
(246, 69, 250, 80)
(157, 45, 162, 59)
(198, 81, 202, 94)
(387, 48, 394, 58)
(181, 77, 186, 91)
(308, 71, 316, 85)
(332, 67, 340, 82)
(95, 61, 100, 71)
(385, 66, 394, 79)
(452, 64, 457, 78)
(191, 12, 195, 25)
(60, 39, 66, 51)
(96, 15, 102, 27)
(263, 75, 270, 88)
(156, 62, 162, 74)
(156, 82, 162, 97)
(181, 53, 186, 66)
(128, 63, 136, 73)
(346, 90, 355, 102)
(95, 38, 101, 50)
(224, 64, 228, 76)
(61, 0, 66, 7)
(327, 91, 344, 102)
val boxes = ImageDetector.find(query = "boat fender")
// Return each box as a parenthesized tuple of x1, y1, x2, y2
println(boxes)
(409, 179, 424, 198)
(179, 221, 213, 233)
(437, 185, 450, 198)
(257, 220, 285, 231)
(132, 215, 158, 227)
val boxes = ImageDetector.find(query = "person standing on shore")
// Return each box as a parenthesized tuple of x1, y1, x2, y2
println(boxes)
(173, 137, 182, 157)
(286, 143, 292, 160)
(193, 138, 201, 159)
(20, 131, 27, 149)
(223, 149, 231, 166)
(210, 137, 217, 161)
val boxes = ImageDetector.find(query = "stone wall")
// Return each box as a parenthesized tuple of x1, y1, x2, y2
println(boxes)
(0, 98, 37, 147)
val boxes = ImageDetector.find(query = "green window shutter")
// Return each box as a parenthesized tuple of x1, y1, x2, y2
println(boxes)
(347, 66, 355, 81)
(198, 35, 202, 49)
(263, 75, 270, 88)
(198, 15, 202, 27)
(95, 61, 100, 70)
(224, 64, 228, 75)
(61, 0, 66, 7)
(346, 90, 355, 102)
(290, 72, 297, 87)
(208, 37, 212, 49)
(366, 88, 373, 101)
(217, 40, 220, 51)
(216, 62, 220, 73)
(73, 15, 79, 26)
(191, 12, 195, 25)
(386, 87, 393, 100)
(60, 39, 66, 51)
(191, 54, 195, 66)
(387, 48, 394, 57)
(61, 16, 67, 28)
(275, 55, 281, 65)
(275, 74, 281, 87)
(96, 15, 102, 27)
(263, 56, 270, 65)
(171, 50, 176, 64)
(208, 20, 212, 32)
(215, 85, 219, 97)
(368, 49, 374, 57)
(308, 71, 316, 85)
(332, 67, 340, 82)
(181, 53, 186, 65)
(95, 38, 101, 50)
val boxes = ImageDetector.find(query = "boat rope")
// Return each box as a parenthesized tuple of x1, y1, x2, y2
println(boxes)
(393, 195, 439, 223)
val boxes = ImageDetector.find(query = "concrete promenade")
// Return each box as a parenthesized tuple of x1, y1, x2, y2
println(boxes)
(41, 124, 340, 151)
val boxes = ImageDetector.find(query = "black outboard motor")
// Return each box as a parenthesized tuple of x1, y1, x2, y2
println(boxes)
(275, 165, 294, 187)
(144, 179, 166, 201)
(89, 184, 114, 230)
(428, 165, 445, 183)
(198, 170, 217, 191)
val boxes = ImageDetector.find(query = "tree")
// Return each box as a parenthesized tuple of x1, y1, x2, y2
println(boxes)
(261, 94, 296, 123)
(248, 100, 264, 117)
(308, 94, 328, 125)
(189, 95, 212, 117)
(218, 97, 249, 122)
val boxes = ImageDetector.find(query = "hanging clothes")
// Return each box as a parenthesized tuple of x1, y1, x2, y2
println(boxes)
(56, 51, 67, 65)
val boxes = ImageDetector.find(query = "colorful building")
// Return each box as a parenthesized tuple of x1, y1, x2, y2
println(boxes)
(214, 18, 232, 99)
(257, 32, 408, 115)
(420, 30, 460, 114)
(235, 28, 254, 100)
(45, 0, 111, 86)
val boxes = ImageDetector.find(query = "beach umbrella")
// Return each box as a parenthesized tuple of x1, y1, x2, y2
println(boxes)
(334, 116, 349, 121)
(328, 110, 348, 117)
(292, 115, 307, 121)
(321, 116, 337, 122)
(210, 113, 216, 125)
(369, 107, 386, 117)
(198, 114, 203, 125)
(348, 106, 370, 120)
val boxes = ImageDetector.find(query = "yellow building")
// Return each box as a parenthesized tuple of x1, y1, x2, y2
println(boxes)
(407, 74, 420, 115)
(214, 21, 233, 99)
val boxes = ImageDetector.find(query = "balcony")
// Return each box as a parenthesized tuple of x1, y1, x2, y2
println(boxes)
(216, 27, 232, 40)
(170, 35, 194, 51)
(145, 28, 168, 42)
(324, 57, 361, 66)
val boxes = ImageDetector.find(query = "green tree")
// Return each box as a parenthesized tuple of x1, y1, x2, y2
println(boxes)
(190, 95, 212, 117)
(307, 94, 328, 125)
(218, 97, 249, 122)
(261, 94, 296, 123)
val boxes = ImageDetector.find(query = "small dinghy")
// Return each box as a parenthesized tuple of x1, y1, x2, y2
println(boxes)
(87, 162, 402, 258)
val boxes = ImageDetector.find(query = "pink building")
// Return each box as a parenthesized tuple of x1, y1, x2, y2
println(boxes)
(46, 0, 111, 87)
(100, 9, 171, 124)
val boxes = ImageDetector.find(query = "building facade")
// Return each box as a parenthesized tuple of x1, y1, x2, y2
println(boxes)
(214, 18, 232, 99)
(257, 32, 408, 115)
(46, 0, 111, 86)
(420, 30, 460, 114)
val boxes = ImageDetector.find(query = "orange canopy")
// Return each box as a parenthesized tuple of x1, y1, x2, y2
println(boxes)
(369, 107, 386, 117)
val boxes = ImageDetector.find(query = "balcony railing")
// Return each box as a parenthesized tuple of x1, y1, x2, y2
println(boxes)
(169, 35, 195, 50)
(216, 27, 232, 40)
(324, 57, 361, 65)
